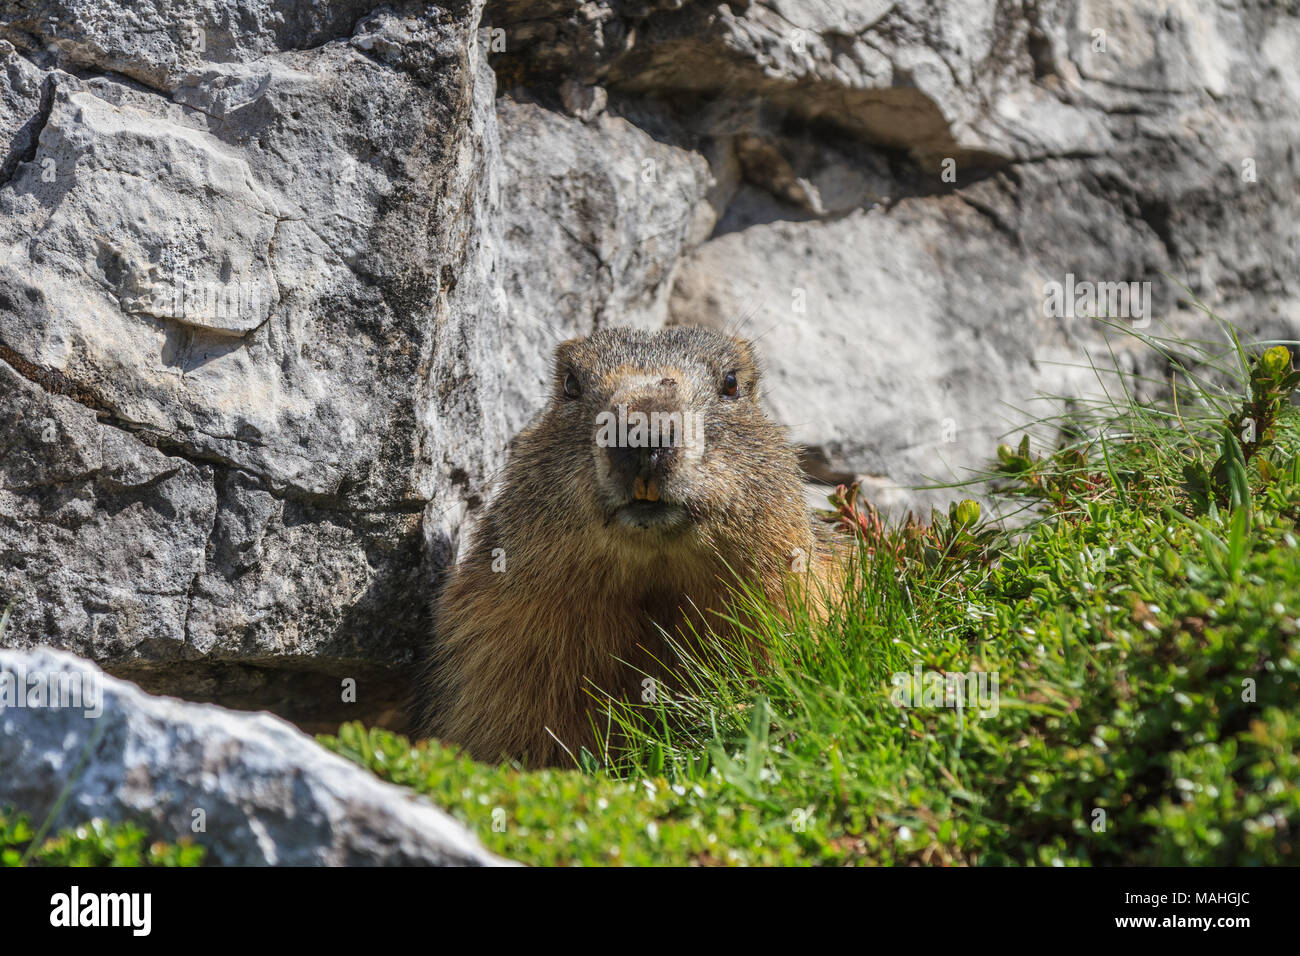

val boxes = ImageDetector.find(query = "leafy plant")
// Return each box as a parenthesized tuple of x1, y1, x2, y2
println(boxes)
(1, 809, 204, 867)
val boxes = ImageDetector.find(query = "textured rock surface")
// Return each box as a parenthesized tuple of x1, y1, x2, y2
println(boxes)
(1, 0, 1298, 727)
(494, 92, 714, 436)
(0, 648, 506, 865)
(490, 0, 1300, 512)
(0, 1, 509, 729)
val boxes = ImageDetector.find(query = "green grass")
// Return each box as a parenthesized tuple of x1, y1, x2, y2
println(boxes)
(323, 326, 1300, 865)
(0, 809, 204, 867)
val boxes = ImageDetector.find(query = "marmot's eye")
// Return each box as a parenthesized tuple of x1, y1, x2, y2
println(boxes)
(563, 372, 582, 399)
(721, 371, 739, 398)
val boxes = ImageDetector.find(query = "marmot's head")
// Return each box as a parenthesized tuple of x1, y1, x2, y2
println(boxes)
(538, 326, 799, 545)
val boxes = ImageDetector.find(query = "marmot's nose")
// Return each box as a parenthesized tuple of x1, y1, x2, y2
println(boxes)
(602, 381, 686, 494)
(605, 443, 680, 479)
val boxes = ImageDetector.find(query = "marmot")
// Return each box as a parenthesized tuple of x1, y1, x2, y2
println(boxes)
(419, 326, 841, 766)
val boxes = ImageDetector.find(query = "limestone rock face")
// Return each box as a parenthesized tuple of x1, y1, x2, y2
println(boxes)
(493, 0, 1300, 510)
(1, 0, 1297, 726)
(493, 93, 714, 437)
(0, 2, 509, 729)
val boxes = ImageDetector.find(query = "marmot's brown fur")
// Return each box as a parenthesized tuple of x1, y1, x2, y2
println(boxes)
(418, 326, 841, 766)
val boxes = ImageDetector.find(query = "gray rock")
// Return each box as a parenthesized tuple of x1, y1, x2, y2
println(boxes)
(488, 0, 1012, 161)
(492, 92, 713, 438)
(0, 361, 216, 657)
(662, 0, 1300, 512)
(0, 39, 48, 183)
(0, 1, 508, 728)
(0, 647, 507, 865)
(558, 77, 607, 121)
(0, 0, 377, 94)
(671, 191, 1151, 514)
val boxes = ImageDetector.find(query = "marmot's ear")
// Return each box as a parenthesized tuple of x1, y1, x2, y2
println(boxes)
(553, 336, 585, 373)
